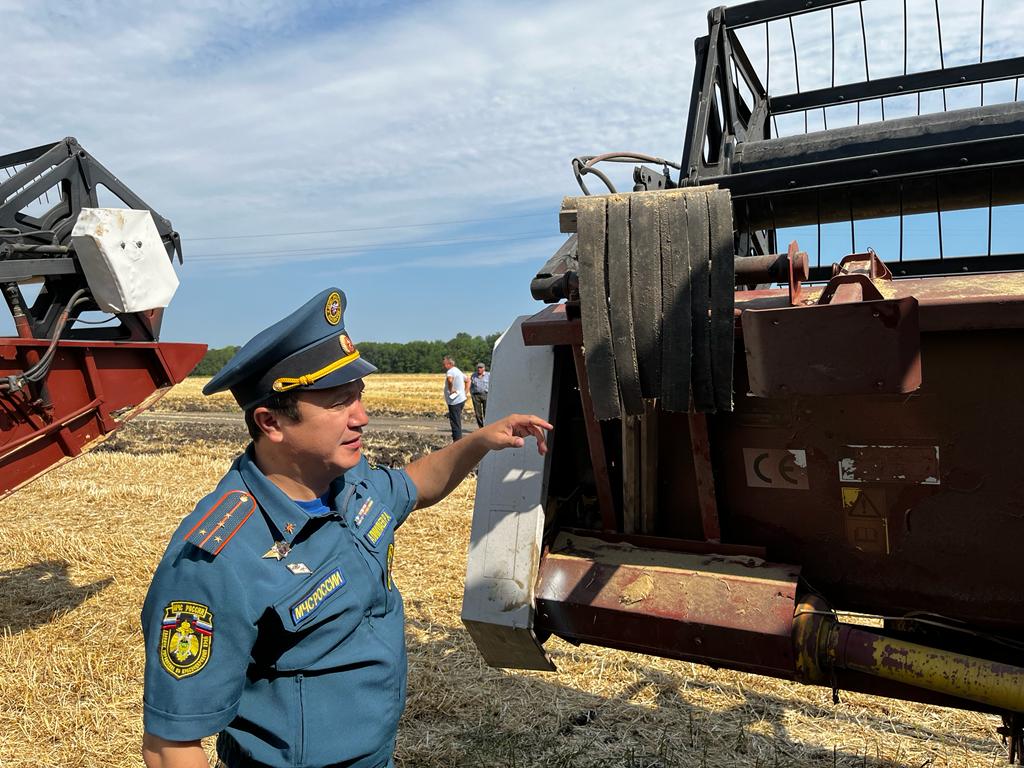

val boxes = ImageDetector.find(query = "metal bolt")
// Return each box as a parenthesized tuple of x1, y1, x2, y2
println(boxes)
(875, 380, 885, 389)
(771, 320, 781, 326)
(120, 241, 125, 249)
(136, 240, 143, 248)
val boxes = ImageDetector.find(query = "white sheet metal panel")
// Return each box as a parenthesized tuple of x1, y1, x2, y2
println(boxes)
(461, 316, 555, 671)
(71, 208, 179, 314)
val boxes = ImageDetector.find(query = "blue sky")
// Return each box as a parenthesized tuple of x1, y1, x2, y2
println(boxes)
(2, 0, 1018, 347)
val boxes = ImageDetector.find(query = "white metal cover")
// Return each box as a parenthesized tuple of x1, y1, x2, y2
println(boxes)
(70, 208, 179, 314)
(461, 316, 555, 671)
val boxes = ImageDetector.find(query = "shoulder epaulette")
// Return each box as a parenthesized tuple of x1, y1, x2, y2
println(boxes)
(182, 490, 258, 556)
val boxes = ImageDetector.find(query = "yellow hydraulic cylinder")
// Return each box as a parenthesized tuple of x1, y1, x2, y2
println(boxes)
(829, 624, 1024, 713)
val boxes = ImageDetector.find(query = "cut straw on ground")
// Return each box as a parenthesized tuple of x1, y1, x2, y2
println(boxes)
(0, 377, 1009, 767)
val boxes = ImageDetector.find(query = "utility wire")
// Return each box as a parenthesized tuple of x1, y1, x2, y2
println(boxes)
(188, 231, 561, 263)
(184, 212, 550, 242)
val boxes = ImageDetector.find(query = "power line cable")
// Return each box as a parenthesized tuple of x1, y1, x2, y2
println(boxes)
(184, 211, 550, 242)
(188, 231, 561, 263)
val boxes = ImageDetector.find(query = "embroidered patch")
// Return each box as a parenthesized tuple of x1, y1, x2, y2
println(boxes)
(159, 601, 214, 679)
(354, 498, 374, 527)
(339, 333, 356, 355)
(290, 568, 345, 625)
(365, 509, 393, 545)
(386, 543, 394, 591)
(324, 291, 342, 325)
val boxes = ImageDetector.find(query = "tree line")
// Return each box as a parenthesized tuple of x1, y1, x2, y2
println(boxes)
(191, 332, 501, 376)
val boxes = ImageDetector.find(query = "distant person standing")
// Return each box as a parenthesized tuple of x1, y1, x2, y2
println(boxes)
(443, 355, 469, 441)
(470, 362, 490, 428)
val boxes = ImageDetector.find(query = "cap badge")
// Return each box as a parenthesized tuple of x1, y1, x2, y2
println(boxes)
(325, 291, 342, 326)
(339, 334, 356, 355)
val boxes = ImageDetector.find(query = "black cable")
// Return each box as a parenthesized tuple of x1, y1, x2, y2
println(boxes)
(21, 290, 90, 385)
(571, 152, 683, 195)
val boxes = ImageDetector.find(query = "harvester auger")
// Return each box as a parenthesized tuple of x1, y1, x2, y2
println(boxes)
(463, 0, 1024, 762)
(0, 138, 205, 498)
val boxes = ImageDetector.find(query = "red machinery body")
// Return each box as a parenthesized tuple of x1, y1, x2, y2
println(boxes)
(0, 137, 205, 498)
(463, 1, 1024, 761)
(0, 338, 204, 498)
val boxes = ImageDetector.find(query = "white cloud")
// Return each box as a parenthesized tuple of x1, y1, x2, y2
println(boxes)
(1, 0, 1018, 344)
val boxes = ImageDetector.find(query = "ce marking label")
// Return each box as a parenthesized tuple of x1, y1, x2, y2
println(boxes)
(742, 448, 809, 490)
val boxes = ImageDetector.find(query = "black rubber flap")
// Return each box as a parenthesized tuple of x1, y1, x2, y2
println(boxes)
(687, 191, 714, 412)
(659, 191, 693, 413)
(576, 196, 621, 421)
(708, 188, 735, 412)
(630, 193, 663, 400)
(606, 194, 644, 415)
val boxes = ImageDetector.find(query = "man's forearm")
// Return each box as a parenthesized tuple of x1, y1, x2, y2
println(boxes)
(406, 430, 489, 508)
(142, 733, 209, 768)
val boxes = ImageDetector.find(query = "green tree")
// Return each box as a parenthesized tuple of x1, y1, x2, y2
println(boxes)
(192, 334, 501, 377)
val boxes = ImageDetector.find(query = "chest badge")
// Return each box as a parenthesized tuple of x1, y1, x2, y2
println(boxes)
(287, 563, 312, 575)
(365, 509, 393, 545)
(159, 601, 214, 680)
(354, 498, 374, 526)
(262, 541, 291, 560)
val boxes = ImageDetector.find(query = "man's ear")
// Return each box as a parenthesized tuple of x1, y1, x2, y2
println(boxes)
(252, 406, 285, 443)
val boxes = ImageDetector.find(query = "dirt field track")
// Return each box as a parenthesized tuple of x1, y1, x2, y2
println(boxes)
(0, 376, 1009, 767)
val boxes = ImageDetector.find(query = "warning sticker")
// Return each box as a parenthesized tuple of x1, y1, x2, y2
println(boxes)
(842, 487, 889, 554)
(742, 449, 809, 490)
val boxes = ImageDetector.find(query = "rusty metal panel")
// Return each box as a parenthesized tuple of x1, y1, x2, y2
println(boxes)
(534, 533, 800, 677)
(742, 297, 921, 396)
(715, 327, 1024, 633)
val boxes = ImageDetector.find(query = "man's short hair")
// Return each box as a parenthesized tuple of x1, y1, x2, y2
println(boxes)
(443, 355, 454, 365)
(244, 391, 302, 440)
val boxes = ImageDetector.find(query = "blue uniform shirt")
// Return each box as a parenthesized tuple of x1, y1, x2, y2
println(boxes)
(141, 446, 417, 768)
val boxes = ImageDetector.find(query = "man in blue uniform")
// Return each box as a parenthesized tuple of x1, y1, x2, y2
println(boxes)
(140, 288, 550, 768)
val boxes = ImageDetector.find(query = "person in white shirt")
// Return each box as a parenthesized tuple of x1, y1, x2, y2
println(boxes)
(442, 355, 469, 441)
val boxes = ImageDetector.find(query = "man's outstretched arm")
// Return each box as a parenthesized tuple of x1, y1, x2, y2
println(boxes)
(405, 414, 551, 509)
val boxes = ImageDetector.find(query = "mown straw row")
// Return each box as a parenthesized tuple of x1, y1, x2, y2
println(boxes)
(0, 415, 1008, 767)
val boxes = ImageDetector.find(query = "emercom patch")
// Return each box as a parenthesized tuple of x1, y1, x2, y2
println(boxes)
(290, 568, 345, 625)
(159, 601, 214, 679)
(365, 509, 393, 545)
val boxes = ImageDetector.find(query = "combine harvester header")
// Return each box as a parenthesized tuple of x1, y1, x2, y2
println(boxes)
(464, 0, 1024, 762)
(0, 138, 205, 498)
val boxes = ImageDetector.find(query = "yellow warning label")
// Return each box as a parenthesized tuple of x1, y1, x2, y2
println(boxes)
(841, 486, 889, 554)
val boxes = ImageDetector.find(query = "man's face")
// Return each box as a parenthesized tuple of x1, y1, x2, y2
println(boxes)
(277, 380, 368, 475)
(476, 366, 484, 375)
(443, 359, 452, 371)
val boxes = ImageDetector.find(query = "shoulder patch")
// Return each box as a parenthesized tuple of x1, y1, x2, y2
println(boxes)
(159, 600, 214, 679)
(183, 490, 257, 556)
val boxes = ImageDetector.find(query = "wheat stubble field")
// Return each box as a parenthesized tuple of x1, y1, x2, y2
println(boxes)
(0, 375, 1008, 767)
